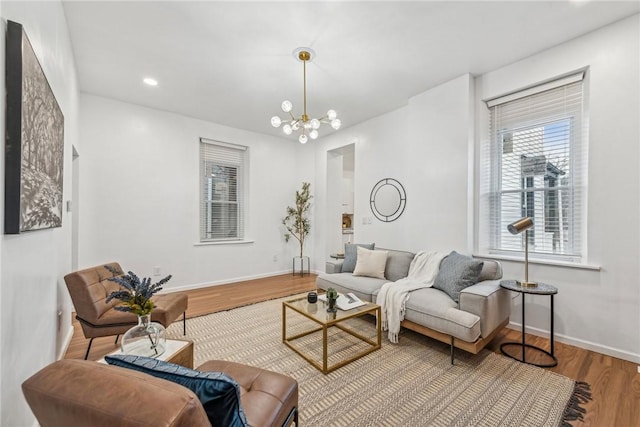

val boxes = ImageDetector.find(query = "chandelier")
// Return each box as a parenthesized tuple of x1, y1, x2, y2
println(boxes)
(271, 47, 341, 144)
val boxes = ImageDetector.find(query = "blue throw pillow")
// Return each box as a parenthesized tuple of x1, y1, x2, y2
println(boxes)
(433, 251, 484, 303)
(105, 355, 248, 427)
(342, 242, 375, 273)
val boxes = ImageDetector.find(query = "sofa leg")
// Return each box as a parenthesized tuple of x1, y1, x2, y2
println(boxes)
(283, 407, 298, 427)
(114, 335, 119, 345)
(183, 311, 187, 335)
(450, 337, 454, 365)
(84, 338, 95, 360)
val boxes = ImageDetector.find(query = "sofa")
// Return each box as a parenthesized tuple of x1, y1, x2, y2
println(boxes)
(22, 357, 298, 427)
(316, 246, 511, 361)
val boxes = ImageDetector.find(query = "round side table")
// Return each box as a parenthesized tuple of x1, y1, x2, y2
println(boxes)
(499, 280, 558, 368)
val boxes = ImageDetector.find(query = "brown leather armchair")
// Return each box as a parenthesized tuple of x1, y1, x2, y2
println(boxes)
(22, 359, 299, 427)
(64, 262, 188, 359)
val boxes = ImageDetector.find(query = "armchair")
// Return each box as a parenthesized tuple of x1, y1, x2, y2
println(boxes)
(64, 262, 188, 359)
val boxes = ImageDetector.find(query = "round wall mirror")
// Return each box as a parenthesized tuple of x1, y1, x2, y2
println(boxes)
(370, 178, 406, 222)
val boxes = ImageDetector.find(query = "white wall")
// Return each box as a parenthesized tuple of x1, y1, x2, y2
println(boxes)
(0, 1, 79, 425)
(78, 95, 311, 289)
(313, 74, 473, 263)
(474, 14, 640, 362)
(313, 16, 639, 363)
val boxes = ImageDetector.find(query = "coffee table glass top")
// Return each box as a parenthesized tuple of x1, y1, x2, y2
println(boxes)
(284, 296, 378, 325)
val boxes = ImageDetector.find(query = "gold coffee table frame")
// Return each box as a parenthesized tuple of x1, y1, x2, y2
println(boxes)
(282, 297, 381, 374)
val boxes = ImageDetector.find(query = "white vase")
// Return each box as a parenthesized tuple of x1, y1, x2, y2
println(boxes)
(121, 314, 166, 357)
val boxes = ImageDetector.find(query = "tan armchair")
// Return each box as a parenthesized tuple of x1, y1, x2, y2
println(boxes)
(22, 359, 299, 427)
(64, 262, 188, 359)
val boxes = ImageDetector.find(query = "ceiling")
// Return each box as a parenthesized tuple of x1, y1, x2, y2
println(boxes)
(62, 1, 640, 141)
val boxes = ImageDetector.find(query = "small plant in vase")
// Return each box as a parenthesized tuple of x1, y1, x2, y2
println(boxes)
(326, 287, 339, 313)
(104, 265, 172, 357)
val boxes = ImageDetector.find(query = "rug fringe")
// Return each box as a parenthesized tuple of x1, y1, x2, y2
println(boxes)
(561, 381, 592, 427)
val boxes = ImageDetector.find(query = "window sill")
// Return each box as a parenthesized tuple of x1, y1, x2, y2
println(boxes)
(194, 239, 255, 247)
(473, 253, 601, 271)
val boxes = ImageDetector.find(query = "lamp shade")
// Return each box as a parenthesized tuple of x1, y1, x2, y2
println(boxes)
(507, 217, 533, 235)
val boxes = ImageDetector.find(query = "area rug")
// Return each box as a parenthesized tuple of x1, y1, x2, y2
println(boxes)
(166, 295, 589, 426)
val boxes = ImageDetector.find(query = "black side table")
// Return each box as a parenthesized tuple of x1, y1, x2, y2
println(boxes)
(499, 280, 558, 368)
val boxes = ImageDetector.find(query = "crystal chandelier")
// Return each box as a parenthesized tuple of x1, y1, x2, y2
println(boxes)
(271, 47, 341, 144)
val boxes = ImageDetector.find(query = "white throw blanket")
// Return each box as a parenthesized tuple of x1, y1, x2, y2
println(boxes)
(376, 251, 448, 343)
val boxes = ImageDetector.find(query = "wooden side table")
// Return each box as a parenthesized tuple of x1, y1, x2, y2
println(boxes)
(499, 280, 558, 368)
(98, 339, 194, 369)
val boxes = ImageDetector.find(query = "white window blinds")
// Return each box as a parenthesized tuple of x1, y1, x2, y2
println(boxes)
(481, 72, 586, 260)
(199, 139, 246, 242)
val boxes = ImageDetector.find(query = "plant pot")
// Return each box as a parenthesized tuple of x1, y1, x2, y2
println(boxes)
(327, 298, 337, 313)
(121, 314, 166, 358)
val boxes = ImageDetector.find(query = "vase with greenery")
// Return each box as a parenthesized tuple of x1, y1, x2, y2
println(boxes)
(282, 182, 312, 259)
(104, 265, 172, 357)
(326, 287, 339, 313)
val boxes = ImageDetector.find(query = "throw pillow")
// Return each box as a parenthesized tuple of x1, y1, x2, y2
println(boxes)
(105, 354, 248, 427)
(433, 251, 484, 303)
(353, 247, 389, 279)
(342, 242, 375, 273)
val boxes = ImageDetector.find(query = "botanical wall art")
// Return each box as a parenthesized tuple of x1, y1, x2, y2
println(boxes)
(5, 20, 65, 234)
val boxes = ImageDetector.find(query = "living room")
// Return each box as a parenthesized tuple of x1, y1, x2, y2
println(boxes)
(2, 1, 639, 426)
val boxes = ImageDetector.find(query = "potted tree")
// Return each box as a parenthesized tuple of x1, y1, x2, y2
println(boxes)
(283, 182, 312, 275)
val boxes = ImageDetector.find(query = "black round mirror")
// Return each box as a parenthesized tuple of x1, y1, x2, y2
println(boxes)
(370, 178, 406, 222)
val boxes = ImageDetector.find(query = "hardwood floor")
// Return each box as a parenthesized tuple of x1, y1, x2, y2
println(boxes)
(64, 273, 639, 426)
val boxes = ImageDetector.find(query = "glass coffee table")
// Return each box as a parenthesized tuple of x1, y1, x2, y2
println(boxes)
(282, 296, 381, 374)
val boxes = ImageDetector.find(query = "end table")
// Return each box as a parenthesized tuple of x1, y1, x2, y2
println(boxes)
(499, 280, 558, 368)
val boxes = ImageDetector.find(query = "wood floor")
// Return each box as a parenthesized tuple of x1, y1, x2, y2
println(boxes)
(65, 273, 639, 426)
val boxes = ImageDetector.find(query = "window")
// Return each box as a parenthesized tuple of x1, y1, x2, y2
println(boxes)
(199, 139, 247, 242)
(480, 72, 586, 261)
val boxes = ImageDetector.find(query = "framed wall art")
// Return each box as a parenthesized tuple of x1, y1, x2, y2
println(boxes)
(5, 20, 65, 234)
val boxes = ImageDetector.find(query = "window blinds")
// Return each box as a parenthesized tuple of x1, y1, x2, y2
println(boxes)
(484, 73, 586, 260)
(199, 139, 246, 242)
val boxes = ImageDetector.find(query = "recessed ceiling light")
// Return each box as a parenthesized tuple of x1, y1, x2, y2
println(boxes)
(143, 77, 158, 86)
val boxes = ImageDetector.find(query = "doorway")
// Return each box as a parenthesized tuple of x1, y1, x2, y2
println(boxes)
(326, 143, 355, 256)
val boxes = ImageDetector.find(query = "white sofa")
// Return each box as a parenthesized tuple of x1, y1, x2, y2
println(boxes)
(316, 248, 511, 361)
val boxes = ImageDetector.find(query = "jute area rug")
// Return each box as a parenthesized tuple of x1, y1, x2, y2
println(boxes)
(167, 295, 585, 427)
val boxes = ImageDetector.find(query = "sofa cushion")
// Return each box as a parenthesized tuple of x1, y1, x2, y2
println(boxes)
(379, 248, 415, 282)
(433, 251, 484, 303)
(105, 355, 248, 427)
(477, 260, 503, 281)
(353, 247, 388, 279)
(405, 288, 481, 342)
(342, 243, 375, 273)
(316, 273, 387, 302)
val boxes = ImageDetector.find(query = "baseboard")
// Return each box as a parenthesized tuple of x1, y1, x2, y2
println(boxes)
(57, 327, 74, 361)
(163, 269, 301, 292)
(508, 321, 640, 364)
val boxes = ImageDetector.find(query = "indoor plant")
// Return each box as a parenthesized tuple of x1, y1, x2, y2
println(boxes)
(282, 182, 312, 258)
(325, 287, 339, 313)
(104, 265, 171, 316)
(104, 265, 172, 357)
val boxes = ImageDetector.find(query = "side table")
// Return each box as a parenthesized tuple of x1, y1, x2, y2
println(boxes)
(499, 280, 558, 368)
(98, 339, 194, 369)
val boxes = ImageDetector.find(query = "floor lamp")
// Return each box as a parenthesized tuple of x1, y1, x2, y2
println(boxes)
(507, 217, 537, 287)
